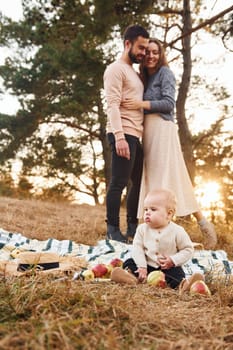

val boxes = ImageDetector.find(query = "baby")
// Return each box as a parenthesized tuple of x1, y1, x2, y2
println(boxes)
(112, 189, 204, 290)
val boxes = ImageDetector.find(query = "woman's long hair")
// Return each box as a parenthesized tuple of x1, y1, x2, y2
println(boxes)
(139, 38, 168, 87)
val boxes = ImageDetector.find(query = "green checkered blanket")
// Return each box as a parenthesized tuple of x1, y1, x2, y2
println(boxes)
(0, 228, 232, 279)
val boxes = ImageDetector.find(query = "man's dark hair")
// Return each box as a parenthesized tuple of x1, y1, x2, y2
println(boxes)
(123, 24, 149, 43)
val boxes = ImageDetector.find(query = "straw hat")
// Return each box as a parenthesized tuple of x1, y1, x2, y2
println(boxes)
(17, 252, 60, 272)
(0, 252, 87, 278)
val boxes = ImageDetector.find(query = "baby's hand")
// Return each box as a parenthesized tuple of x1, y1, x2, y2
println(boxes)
(158, 255, 174, 270)
(136, 267, 147, 283)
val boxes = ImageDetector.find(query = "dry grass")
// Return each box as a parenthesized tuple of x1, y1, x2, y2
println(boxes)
(0, 196, 233, 350)
(0, 196, 106, 245)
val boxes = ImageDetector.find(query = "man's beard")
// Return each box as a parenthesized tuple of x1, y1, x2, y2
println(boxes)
(128, 48, 142, 64)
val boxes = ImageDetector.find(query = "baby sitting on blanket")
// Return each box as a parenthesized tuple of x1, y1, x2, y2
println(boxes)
(111, 189, 209, 293)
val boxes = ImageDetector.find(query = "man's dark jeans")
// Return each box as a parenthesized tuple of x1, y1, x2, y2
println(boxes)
(106, 133, 143, 227)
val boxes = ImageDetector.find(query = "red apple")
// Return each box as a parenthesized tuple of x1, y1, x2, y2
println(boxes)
(110, 258, 123, 268)
(91, 264, 108, 278)
(147, 270, 166, 288)
(81, 269, 95, 281)
(190, 280, 211, 296)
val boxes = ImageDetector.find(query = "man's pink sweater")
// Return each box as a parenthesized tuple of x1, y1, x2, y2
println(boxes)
(104, 58, 144, 141)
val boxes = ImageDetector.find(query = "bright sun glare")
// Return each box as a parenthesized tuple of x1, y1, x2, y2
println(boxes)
(195, 180, 221, 209)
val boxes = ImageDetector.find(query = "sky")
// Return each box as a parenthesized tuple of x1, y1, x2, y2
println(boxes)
(0, 0, 22, 20)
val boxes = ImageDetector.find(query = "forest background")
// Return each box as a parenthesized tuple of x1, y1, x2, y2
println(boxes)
(0, 0, 232, 225)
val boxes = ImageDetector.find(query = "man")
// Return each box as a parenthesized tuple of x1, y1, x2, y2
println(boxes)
(103, 24, 149, 242)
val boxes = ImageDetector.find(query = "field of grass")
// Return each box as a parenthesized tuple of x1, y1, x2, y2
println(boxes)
(0, 196, 233, 350)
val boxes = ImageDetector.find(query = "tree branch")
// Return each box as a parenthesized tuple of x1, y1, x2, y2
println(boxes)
(193, 116, 227, 149)
(166, 5, 233, 48)
(48, 119, 100, 138)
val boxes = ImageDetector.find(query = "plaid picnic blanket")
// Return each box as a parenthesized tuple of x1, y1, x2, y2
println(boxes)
(0, 227, 232, 279)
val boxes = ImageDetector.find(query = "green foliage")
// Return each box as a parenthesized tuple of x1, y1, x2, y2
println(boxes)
(35, 184, 72, 202)
(0, 173, 16, 197)
(16, 177, 34, 198)
(0, 0, 109, 202)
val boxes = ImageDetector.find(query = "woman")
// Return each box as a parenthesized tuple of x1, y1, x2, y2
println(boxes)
(122, 38, 217, 249)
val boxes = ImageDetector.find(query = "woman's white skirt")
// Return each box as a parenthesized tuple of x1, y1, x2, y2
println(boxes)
(138, 114, 200, 218)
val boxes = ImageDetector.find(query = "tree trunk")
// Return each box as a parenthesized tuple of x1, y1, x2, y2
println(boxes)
(176, 0, 195, 183)
(98, 102, 111, 192)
